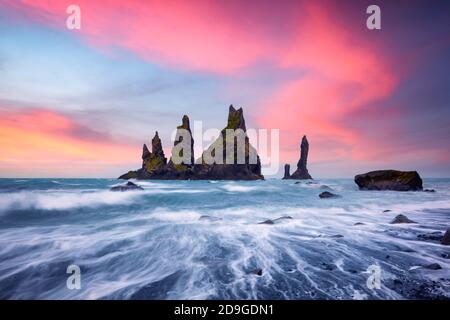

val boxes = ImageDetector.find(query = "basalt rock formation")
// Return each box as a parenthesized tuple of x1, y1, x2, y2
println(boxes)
(283, 135, 312, 180)
(283, 164, 290, 179)
(355, 170, 423, 191)
(119, 105, 263, 180)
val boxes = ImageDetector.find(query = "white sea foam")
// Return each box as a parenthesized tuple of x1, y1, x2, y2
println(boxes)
(221, 184, 261, 192)
(0, 190, 142, 211)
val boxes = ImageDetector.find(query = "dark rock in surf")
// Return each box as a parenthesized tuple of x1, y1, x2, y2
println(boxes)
(319, 191, 340, 199)
(417, 232, 444, 242)
(258, 216, 293, 225)
(390, 214, 417, 224)
(249, 269, 263, 276)
(423, 263, 442, 270)
(354, 170, 423, 191)
(424, 189, 436, 192)
(199, 215, 222, 222)
(259, 219, 275, 225)
(110, 181, 144, 192)
(441, 228, 450, 245)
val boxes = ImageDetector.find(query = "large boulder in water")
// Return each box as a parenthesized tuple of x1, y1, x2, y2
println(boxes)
(354, 170, 423, 191)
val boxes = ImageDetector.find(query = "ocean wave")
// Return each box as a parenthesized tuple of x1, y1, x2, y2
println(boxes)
(221, 184, 261, 193)
(0, 190, 143, 212)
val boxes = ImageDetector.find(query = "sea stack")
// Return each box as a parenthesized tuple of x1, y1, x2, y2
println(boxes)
(119, 105, 264, 180)
(283, 164, 290, 179)
(284, 135, 312, 180)
(194, 105, 263, 180)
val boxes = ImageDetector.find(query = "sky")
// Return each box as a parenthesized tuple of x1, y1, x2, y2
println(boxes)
(0, 0, 449, 178)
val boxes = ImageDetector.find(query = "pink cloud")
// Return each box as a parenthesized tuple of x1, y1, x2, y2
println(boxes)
(0, 107, 141, 177)
(256, 3, 400, 168)
(3, 0, 272, 74)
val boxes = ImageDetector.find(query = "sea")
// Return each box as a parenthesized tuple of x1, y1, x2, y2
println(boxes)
(0, 178, 449, 299)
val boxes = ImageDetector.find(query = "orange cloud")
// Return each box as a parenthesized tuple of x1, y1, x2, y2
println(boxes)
(0, 108, 140, 177)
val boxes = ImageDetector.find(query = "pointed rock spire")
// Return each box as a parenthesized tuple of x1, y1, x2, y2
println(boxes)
(288, 135, 312, 179)
(226, 104, 247, 131)
(142, 144, 151, 160)
(142, 131, 167, 172)
(172, 115, 194, 165)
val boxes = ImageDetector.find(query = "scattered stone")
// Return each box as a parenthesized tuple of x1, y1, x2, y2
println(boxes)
(441, 228, 450, 245)
(248, 268, 263, 276)
(258, 216, 293, 225)
(390, 214, 417, 224)
(424, 189, 436, 192)
(354, 222, 365, 226)
(320, 263, 336, 271)
(258, 219, 275, 225)
(417, 232, 443, 242)
(199, 215, 222, 222)
(354, 170, 423, 191)
(110, 181, 144, 192)
(423, 263, 442, 270)
(294, 181, 301, 185)
(383, 210, 392, 213)
(319, 191, 340, 198)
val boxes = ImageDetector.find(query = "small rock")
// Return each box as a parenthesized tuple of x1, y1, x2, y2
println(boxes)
(249, 268, 263, 276)
(390, 214, 417, 224)
(423, 263, 442, 270)
(417, 232, 443, 242)
(258, 216, 293, 225)
(330, 234, 344, 238)
(424, 189, 436, 192)
(273, 215, 293, 222)
(441, 228, 450, 245)
(393, 279, 403, 285)
(258, 219, 275, 225)
(294, 181, 301, 185)
(110, 181, 144, 192)
(354, 222, 365, 226)
(199, 215, 222, 222)
(319, 191, 340, 199)
(320, 263, 336, 271)
(383, 210, 392, 213)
